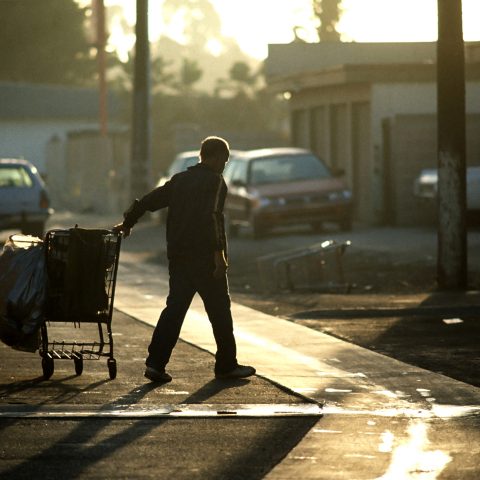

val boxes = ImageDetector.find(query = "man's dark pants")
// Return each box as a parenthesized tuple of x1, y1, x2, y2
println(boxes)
(146, 255, 238, 374)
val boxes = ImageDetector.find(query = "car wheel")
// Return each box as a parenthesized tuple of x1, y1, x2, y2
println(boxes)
(228, 222, 239, 237)
(225, 214, 239, 237)
(467, 210, 480, 227)
(160, 209, 168, 225)
(22, 222, 45, 238)
(339, 216, 352, 231)
(310, 221, 323, 232)
(252, 220, 268, 239)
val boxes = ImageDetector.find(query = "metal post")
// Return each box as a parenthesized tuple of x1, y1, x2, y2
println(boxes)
(437, 0, 467, 290)
(130, 0, 151, 200)
(95, 0, 108, 137)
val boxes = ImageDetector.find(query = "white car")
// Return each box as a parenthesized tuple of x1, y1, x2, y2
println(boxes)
(156, 151, 200, 189)
(156, 149, 243, 188)
(0, 158, 53, 237)
(413, 166, 480, 212)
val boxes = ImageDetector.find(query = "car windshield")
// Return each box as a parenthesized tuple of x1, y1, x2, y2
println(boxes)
(249, 154, 331, 185)
(0, 166, 33, 188)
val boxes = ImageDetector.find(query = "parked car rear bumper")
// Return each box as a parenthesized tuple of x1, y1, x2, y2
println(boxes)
(0, 210, 51, 230)
(253, 202, 351, 228)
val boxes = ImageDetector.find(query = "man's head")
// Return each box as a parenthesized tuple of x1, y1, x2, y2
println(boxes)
(200, 136, 230, 174)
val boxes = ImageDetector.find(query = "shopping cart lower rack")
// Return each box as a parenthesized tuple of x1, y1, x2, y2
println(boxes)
(40, 227, 122, 380)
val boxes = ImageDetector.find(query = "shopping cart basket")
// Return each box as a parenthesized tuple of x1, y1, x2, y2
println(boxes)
(40, 227, 122, 380)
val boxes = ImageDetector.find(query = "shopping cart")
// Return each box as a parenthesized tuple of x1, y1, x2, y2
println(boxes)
(39, 227, 122, 380)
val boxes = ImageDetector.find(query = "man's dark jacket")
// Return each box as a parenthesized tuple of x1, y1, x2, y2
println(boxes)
(123, 163, 227, 259)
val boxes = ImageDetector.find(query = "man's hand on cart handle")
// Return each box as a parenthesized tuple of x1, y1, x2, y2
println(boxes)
(112, 223, 131, 238)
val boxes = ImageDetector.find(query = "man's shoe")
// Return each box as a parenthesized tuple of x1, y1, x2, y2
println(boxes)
(144, 366, 172, 383)
(215, 365, 256, 379)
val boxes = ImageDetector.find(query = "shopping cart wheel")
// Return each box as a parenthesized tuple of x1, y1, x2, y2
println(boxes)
(42, 356, 54, 380)
(74, 356, 84, 376)
(107, 358, 117, 380)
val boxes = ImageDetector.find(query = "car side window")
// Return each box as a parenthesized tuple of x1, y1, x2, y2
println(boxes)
(231, 161, 248, 185)
(223, 159, 238, 181)
(183, 157, 199, 171)
(0, 167, 33, 188)
(168, 158, 184, 176)
(225, 159, 246, 184)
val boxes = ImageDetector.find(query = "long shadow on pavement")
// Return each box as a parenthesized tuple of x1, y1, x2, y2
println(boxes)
(292, 290, 480, 388)
(1, 378, 318, 480)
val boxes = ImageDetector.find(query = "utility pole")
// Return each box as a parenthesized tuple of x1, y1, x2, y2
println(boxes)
(437, 0, 467, 289)
(93, 0, 108, 136)
(130, 0, 151, 200)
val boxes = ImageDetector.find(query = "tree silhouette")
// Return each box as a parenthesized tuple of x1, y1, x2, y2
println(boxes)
(175, 58, 203, 94)
(313, 0, 342, 42)
(162, 0, 223, 49)
(0, 0, 97, 85)
(215, 61, 259, 98)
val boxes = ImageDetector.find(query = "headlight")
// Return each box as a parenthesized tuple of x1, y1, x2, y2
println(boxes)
(258, 197, 272, 207)
(251, 196, 271, 209)
(328, 190, 352, 201)
(252, 196, 285, 209)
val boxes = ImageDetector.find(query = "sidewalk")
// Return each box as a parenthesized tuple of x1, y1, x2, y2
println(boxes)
(115, 256, 480, 412)
(114, 253, 480, 479)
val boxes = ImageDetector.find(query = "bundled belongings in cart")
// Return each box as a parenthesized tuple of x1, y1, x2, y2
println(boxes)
(0, 227, 122, 380)
(0, 235, 46, 352)
(46, 228, 113, 322)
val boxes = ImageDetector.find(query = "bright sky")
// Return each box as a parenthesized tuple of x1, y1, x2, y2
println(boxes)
(103, 0, 480, 61)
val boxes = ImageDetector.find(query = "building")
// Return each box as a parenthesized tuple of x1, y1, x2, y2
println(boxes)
(0, 82, 125, 173)
(265, 42, 480, 225)
(0, 82, 129, 213)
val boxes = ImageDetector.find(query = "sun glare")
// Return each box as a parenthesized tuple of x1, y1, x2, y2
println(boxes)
(206, 38, 224, 57)
(210, 0, 318, 59)
(338, 0, 438, 42)
(93, 0, 480, 61)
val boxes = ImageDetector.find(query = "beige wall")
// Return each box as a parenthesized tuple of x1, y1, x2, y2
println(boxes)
(371, 82, 480, 224)
(351, 102, 372, 222)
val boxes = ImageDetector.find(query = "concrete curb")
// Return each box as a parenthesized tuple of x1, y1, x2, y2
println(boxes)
(290, 304, 480, 319)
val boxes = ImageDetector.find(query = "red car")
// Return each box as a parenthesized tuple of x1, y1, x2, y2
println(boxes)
(223, 148, 352, 237)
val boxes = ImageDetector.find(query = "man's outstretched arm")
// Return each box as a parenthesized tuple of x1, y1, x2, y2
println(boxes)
(113, 181, 172, 237)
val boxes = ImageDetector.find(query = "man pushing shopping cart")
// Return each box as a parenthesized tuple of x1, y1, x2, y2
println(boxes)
(113, 136, 255, 383)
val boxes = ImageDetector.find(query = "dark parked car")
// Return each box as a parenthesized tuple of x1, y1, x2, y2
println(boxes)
(0, 158, 52, 237)
(223, 148, 352, 237)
